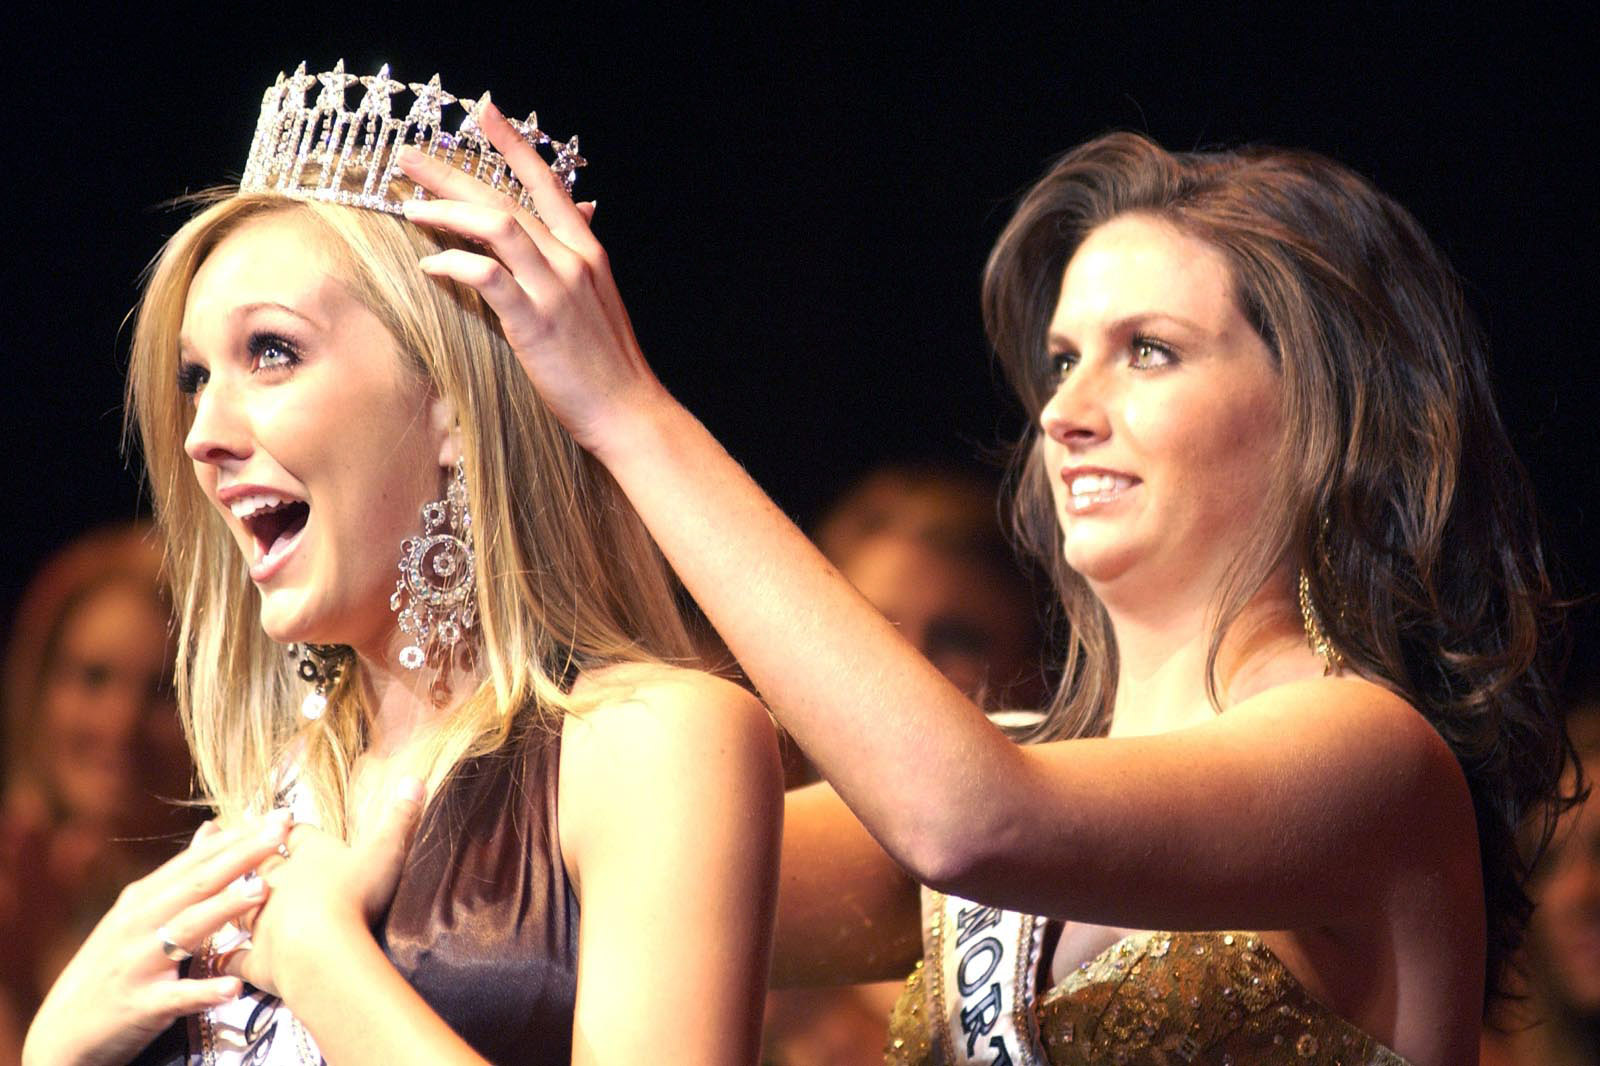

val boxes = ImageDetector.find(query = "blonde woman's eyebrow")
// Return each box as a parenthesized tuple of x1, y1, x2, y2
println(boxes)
(230, 300, 328, 331)
(178, 300, 329, 360)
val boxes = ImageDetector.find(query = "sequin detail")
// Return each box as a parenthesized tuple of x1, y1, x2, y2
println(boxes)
(885, 931, 1412, 1065)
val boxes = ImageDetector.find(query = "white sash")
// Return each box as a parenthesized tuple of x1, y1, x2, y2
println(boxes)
(190, 782, 326, 1066)
(191, 987, 325, 1066)
(923, 889, 1048, 1066)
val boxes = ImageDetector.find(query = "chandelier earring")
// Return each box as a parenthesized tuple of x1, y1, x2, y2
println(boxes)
(392, 459, 478, 703)
(288, 643, 347, 720)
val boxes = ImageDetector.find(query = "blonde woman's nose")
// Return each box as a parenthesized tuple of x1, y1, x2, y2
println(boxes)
(183, 381, 252, 466)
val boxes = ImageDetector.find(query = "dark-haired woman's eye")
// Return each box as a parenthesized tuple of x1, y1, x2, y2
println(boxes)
(1047, 350, 1078, 383)
(1130, 337, 1175, 370)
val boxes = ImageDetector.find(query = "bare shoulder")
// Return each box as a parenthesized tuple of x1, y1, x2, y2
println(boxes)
(564, 660, 774, 758)
(1236, 676, 1474, 842)
(558, 662, 781, 889)
(1241, 676, 1460, 769)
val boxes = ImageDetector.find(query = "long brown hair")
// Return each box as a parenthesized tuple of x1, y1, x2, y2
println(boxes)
(983, 132, 1572, 1005)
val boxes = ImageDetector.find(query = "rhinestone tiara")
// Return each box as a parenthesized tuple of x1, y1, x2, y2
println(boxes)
(240, 60, 586, 216)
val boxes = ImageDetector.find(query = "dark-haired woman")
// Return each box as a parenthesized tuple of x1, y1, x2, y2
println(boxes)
(399, 131, 1572, 1065)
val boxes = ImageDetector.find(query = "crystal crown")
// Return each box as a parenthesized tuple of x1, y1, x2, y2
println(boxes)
(240, 60, 586, 215)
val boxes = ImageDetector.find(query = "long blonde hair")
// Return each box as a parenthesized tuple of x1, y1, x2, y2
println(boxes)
(127, 194, 693, 834)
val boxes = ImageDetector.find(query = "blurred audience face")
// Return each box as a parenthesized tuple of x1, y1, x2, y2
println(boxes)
(1529, 747, 1600, 1020)
(839, 532, 1038, 704)
(38, 580, 185, 829)
(813, 466, 1048, 710)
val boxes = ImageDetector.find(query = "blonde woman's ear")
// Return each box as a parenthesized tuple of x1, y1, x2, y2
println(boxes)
(428, 395, 463, 467)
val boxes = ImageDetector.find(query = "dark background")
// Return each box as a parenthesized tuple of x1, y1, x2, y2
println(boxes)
(4, 7, 1597, 667)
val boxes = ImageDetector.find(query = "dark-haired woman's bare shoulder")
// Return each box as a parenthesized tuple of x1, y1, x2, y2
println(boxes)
(1232, 675, 1474, 828)
(1235, 675, 1482, 926)
(1244, 675, 1467, 794)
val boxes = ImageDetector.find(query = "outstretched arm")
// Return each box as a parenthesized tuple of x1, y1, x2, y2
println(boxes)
(395, 112, 1480, 939)
(395, 113, 1012, 899)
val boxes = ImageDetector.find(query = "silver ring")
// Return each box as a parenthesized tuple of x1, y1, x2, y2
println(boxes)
(157, 925, 192, 963)
(276, 841, 291, 860)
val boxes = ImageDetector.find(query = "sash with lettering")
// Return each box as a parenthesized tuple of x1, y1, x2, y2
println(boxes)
(922, 889, 1047, 1066)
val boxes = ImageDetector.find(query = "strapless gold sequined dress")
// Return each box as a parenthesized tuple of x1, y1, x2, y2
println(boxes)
(885, 931, 1411, 1065)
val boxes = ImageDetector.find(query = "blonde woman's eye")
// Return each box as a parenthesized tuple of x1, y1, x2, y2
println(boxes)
(249, 332, 302, 372)
(1130, 337, 1174, 369)
(176, 361, 209, 399)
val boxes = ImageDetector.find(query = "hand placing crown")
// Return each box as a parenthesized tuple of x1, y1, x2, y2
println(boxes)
(240, 60, 586, 216)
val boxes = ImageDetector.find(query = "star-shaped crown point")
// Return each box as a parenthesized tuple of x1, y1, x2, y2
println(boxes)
(260, 70, 289, 109)
(405, 74, 457, 126)
(284, 63, 316, 103)
(459, 92, 493, 135)
(315, 59, 357, 109)
(357, 63, 405, 114)
(508, 111, 545, 145)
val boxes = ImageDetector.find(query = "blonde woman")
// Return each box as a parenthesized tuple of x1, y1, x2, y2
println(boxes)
(24, 64, 781, 1066)
(402, 116, 1574, 1065)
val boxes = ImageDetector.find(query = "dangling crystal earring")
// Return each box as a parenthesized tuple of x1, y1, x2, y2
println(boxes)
(392, 459, 478, 702)
(288, 643, 346, 720)
(1297, 568, 1343, 675)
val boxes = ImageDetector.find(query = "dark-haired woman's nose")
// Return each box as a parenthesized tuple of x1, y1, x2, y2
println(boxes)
(1039, 360, 1112, 449)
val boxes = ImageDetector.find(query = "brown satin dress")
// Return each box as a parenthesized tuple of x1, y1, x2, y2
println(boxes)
(134, 724, 578, 1066)
(378, 724, 579, 1064)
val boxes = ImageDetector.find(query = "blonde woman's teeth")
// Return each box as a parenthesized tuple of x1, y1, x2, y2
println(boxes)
(228, 492, 297, 520)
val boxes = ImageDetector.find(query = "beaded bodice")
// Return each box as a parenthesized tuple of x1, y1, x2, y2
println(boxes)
(885, 930, 1411, 1065)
